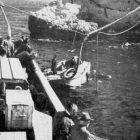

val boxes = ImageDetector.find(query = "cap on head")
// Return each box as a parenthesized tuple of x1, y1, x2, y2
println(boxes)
(25, 37, 29, 42)
(79, 112, 93, 121)
(67, 103, 78, 112)
(7, 35, 11, 40)
(71, 103, 78, 112)
(31, 52, 38, 59)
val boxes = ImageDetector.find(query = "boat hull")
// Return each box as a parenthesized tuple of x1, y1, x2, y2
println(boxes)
(28, 15, 85, 41)
(47, 61, 91, 87)
(28, 0, 140, 41)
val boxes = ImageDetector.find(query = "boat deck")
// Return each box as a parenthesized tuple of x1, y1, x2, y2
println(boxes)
(0, 58, 27, 80)
(33, 110, 52, 140)
(0, 132, 27, 140)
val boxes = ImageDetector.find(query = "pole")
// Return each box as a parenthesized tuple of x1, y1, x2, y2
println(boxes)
(0, 6, 11, 37)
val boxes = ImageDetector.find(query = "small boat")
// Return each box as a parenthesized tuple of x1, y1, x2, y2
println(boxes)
(44, 56, 91, 87)
(28, 0, 140, 41)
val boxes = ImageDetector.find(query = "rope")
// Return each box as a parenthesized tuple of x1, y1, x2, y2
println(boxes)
(1, 3, 31, 15)
(99, 20, 140, 36)
(79, 6, 140, 64)
(95, 18, 140, 92)
(96, 33, 99, 91)
(87, 6, 140, 38)
(1, 2, 87, 36)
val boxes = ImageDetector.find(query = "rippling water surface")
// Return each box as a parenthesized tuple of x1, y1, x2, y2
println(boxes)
(0, 1, 140, 140)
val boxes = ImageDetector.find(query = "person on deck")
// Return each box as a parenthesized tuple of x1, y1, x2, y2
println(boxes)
(16, 51, 37, 71)
(53, 103, 78, 140)
(51, 55, 57, 74)
(0, 37, 6, 57)
(65, 56, 79, 69)
(3, 35, 14, 57)
(70, 112, 107, 140)
(14, 36, 25, 54)
(15, 36, 32, 55)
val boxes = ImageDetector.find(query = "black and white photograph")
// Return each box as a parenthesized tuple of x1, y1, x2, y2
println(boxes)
(0, 0, 140, 140)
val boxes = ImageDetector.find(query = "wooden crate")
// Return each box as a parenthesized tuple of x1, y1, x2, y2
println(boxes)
(5, 90, 34, 130)
(0, 132, 27, 140)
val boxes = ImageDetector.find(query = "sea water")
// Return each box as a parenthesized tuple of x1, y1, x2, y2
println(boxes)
(0, 1, 140, 140)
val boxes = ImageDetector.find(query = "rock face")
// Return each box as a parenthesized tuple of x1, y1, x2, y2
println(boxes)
(66, 0, 140, 31)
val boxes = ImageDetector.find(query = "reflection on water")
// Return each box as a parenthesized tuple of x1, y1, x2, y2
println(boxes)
(0, 1, 140, 140)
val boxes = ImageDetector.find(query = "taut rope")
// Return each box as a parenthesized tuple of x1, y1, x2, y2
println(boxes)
(95, 19, 140, 92)
(79, 6, 140, 64)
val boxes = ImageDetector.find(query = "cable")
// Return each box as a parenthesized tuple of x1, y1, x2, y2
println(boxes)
(2, 3, 30, 15)
(95, 20, 140, 92)
(79, 6, 140, 64)
(99, 20, 140, 36)
(87, 6, 140, 38)
(96, 33, 99, 91)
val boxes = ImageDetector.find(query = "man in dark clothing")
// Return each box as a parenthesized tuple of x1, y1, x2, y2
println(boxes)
(51, 55, 57, 74)
(65, 56, 79, 69)
(0, 37, 6, 57)
(15, 37, 32, 55)
(71, 112, 107, 140)
(53, 103, 78, 140)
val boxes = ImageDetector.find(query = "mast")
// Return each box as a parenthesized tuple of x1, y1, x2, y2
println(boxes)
(0, 3, 12, 37)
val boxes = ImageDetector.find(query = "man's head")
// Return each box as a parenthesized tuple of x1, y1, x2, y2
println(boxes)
(30, 51, 38, 59)
(67, 103, 78, 117)
(54, 55, 57, 58)
(24, 37, 29, 44)
(72, 56, 79, 63)
(78, 112, 93, 127)
(7, 35, 11, 40)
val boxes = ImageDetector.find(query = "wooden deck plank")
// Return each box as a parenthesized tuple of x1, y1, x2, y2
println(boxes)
(1, 58, 12, 79)
(0, 132, 27, 140)
(9, 58, 27, 80)
(33, 110, 52, 140)
(32, 60, 65, 112)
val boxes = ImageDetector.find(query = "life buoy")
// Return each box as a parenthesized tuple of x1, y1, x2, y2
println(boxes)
(63, 68, 76, 79)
